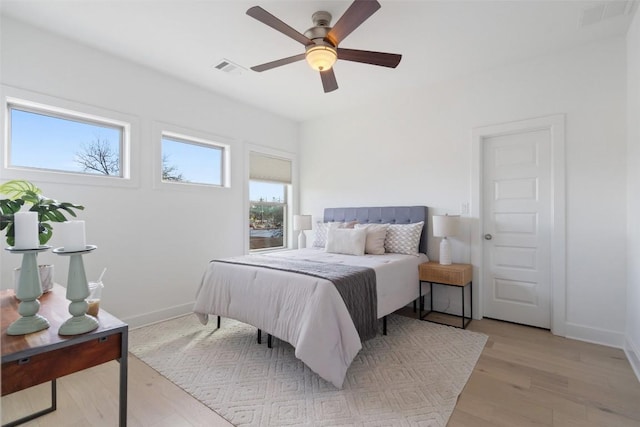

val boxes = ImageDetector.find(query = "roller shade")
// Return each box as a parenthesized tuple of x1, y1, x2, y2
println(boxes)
(249, 152, 291, 184)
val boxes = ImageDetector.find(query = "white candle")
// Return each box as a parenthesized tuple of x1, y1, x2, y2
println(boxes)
(14, 211, 39, 249)
(62, 220, 86, 252)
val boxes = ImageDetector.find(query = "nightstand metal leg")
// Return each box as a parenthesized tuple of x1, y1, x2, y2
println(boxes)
(418, 281, 422, 315)
(430, 282, 433, 313)
(470, 281, 473, 323)
(461, 284, 465, 329)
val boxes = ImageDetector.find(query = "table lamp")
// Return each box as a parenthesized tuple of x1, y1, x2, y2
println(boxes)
(432, 214, 460, 265)
(293, 214, 312, 249)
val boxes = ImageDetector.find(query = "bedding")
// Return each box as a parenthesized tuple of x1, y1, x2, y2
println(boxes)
(325, 227, 367, 255)
(354, 223, 389, 254)
(211, 254, 378, 341)
(384, 221, 424, 255)
(312, 220, 357, 247)
(194, 248, 428, 388)
(194, 206, 429, 388)
(269, 248, 429, 318)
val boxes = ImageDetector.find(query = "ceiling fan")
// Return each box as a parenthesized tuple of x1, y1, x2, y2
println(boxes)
(246, 0, 402, 93)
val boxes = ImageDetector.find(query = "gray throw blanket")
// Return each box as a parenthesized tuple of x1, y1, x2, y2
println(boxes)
(212, 255, 378, 341)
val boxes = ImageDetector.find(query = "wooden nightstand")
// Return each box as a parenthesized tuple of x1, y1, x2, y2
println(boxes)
(419, 261, 473, 329)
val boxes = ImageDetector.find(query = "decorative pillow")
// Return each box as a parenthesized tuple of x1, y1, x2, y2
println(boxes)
(325, 228, 367, 256)
(312, 221, 358, 248)
(384, 221, 424, 255)
(354, 223, 389, 255)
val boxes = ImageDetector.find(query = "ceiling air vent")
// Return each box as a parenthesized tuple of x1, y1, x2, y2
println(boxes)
(213, 59, 246, 76)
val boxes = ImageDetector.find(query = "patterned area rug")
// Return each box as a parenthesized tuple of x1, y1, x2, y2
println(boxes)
(129, 314, 487, 426)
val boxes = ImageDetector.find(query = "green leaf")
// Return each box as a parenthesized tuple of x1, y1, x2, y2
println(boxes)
(39, 223, 53, 245)
(6, 223, 15, 246)
(0, 199, 24, 215)
(0, 180, 41, 200)
(49, 210, 67, 222)
(59, 203, 84, 217)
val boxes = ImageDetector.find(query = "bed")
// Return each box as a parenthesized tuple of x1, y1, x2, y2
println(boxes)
(194, 206, 429, 388)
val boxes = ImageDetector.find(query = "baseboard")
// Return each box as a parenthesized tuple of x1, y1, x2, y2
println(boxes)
(565, 322, 625, 348)
(121, 301, 194, 329)
(625, 335, 640, 383)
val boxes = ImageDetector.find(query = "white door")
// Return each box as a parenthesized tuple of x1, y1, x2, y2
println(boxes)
(482, 128, 552, 328)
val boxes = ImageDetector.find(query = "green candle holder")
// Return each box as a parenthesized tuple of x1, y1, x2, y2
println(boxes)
(5, 246, 51, 335)
(53, 245, 99, 335)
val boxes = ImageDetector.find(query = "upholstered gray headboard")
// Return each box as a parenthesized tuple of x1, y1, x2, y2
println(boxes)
(323, 206, 429, 254)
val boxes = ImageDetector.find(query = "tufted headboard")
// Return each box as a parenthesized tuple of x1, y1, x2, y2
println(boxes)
(323, 206, 429, 254)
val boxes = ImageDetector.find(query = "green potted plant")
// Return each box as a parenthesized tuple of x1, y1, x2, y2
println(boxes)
(1, 179, 84, 292)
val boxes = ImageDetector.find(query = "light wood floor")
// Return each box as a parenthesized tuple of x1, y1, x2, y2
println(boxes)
(3, 312, 640, 427)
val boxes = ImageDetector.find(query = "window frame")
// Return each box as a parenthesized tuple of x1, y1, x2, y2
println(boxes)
(153, 122, 231, 191)
(249, 180, 288, 252)
(244, 145, 297, 254)
(1, 85, 138, 188)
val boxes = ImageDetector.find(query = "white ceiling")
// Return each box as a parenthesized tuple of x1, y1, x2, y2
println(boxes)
(1, 0, 635, 122)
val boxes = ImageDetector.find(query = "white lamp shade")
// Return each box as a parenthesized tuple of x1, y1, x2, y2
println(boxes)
(432, 215, 460, 238)
(293, 215, 312, 231)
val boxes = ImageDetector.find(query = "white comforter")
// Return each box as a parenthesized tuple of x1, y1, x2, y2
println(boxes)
(193, 248, 427, 388)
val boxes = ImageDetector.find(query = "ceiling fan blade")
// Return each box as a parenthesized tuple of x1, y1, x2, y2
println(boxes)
(325, 0, 381, 46)
(247, 6, 314, 47)
(251, 53, 306, 72)
(320, 69, 338, 93)
(337, 48, 401, 68)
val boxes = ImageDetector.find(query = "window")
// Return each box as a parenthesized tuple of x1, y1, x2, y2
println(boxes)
(161, 132, 226, 186)
(249, 152, 292, 251)
(250, 181, 287, 250)
(7, 102, 126, 177)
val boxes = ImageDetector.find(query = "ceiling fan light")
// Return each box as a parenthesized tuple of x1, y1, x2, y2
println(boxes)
(305, 45, 337, 71)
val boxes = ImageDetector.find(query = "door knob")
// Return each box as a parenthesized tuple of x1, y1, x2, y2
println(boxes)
(484, 234, 493, 240)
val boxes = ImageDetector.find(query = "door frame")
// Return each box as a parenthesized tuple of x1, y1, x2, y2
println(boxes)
(471, 114, 566, 336)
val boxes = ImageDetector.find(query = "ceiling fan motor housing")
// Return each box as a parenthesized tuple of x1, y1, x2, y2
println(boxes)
(311, 11, 332, 27)
(305, 11, 335, 48)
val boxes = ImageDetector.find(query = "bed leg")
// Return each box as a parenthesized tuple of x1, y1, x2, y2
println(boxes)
(217, 316, 221, 329)
(383, 316, 387, 336)
(257, 329, 262, 344)
(267, 334, 272, 348)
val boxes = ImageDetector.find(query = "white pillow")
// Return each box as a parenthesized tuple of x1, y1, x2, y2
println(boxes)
(384, 221, 424, 255)
(325, 228, 367, 256)
(354, 223, 389, 255)
(312, 221, 357, 248)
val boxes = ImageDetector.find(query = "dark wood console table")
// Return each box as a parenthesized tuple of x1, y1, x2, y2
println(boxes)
(1, 284, 128, 426)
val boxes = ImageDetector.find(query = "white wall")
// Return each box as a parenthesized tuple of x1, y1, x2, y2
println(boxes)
(625, 7, 640, 379)
(0, 17, 299, 327)
(300, 36, 628, 347)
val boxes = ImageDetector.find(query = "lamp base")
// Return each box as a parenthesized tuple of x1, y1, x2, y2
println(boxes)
(298, 231, 307, 249)
(439, 238, 452, 265)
